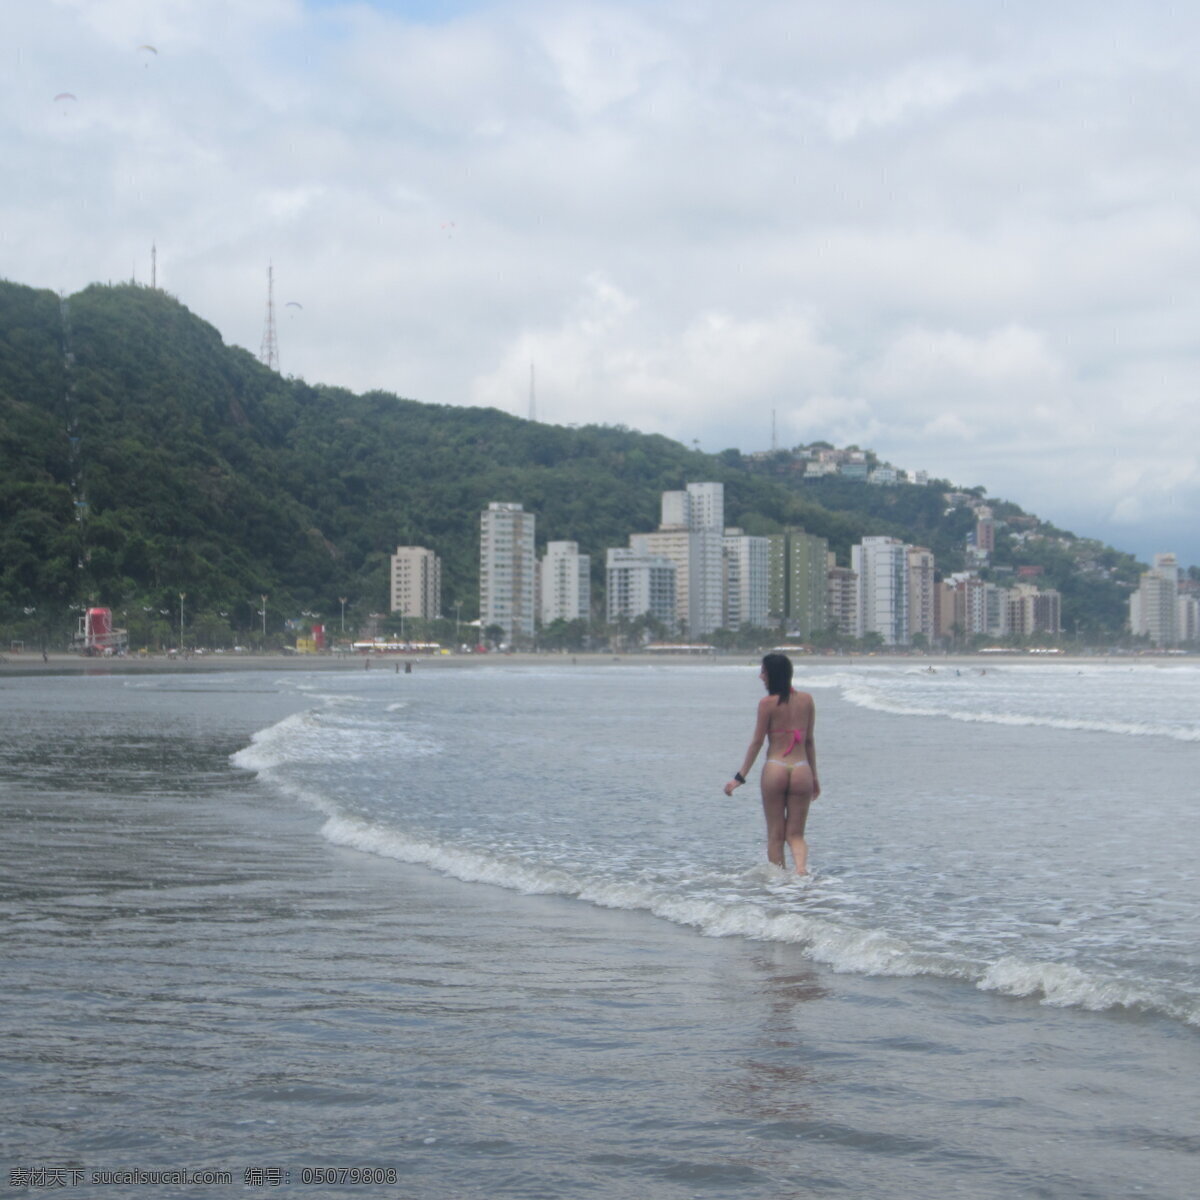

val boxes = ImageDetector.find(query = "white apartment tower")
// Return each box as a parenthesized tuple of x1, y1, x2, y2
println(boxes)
(723, 530, 770, 629)
(480, 502, 536, 644)
(1179, 591, 1200, 643)
(1130, 553, 1181, 647)
(389, 546, 442, 620)
(630, 482, 726, 636)
(540, 541, 590, 626)
(606, 548, 677, 628)
(660, 482, 725, 532)
(852, 536, 910, 645)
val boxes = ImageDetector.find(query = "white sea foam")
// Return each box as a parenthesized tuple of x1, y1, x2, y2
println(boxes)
(977, 955, 1197, 1023)
(836, 680, 1200, 742)
(313, 809, 1199, 1025)
(231, 708, 442, 780)
(230, 711, 315, 773)
(230, 666, 1200, 1031)
(321, 814, 581, 894)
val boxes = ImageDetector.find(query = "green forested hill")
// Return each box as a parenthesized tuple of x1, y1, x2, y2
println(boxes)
(0, 279, 1141, 646)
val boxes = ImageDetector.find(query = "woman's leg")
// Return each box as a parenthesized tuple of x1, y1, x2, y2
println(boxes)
(784, 764, 814, 875)
(759, 763, 790, 867)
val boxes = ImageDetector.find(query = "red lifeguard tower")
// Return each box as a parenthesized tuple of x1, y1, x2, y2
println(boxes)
(74, 607, 128, 656)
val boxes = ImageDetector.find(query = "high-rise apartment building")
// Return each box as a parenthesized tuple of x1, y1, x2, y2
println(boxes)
(1008, 584, 1062, 637)
(723, 530, 770, 630)
(907, 546, 937, 644)
(389, 546, 442, 620)
(768, 529, 829, 635)
(539, 541, 590, 625)
(606, 548, 677, 628)
(1130, 553, 1181, 647)
(1178, 589, 1200, 643)
(852, 537, 910, 645)
(952, 575, 1009, 638)
(628, 482, 726, 636)
(826, 565, 859, 638)
(629, 528, 725, 635)
(480, 502, 536, 644)
(660, 481, 726, 532)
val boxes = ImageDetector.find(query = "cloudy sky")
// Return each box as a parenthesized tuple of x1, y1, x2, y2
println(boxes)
(6, 0, 1200, 565)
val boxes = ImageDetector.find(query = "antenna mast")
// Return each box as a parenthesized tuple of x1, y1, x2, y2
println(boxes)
(771, 408, 777, 452)
(529, 362, 536, 421)
(259, 262, 279, 372)
(151, 242, 157, 290)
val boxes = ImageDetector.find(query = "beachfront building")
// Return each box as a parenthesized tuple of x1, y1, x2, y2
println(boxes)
(907, 546, 937, 645)
(1130, 553, 1182, 647)
(480, 502, 536, 645)
(956, 575, 1009, 638)
(936, 579, 958, 643)
(1179, 590, 1200, 643)
(628, 482, 726, 636)
(605, 548, 677, 629)
(1007, 583, 1062, 637)
(852, 536, 910, 645)
(826, 565, 859, 638)
(722, 529, 770, 629)
(767, 529, 829, 636)
(389, 546, 442, 620)
(539, 541, 590, 626)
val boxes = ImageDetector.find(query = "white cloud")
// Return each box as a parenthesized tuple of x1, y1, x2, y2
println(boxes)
(5, 0, 1200, 563)
(471, 276, 841, 433)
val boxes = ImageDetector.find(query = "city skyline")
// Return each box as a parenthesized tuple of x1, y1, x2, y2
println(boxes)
(465, 483, 1070, 647)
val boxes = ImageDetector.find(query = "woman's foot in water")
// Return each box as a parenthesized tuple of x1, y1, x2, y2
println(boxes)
(788, 837, 809, 876)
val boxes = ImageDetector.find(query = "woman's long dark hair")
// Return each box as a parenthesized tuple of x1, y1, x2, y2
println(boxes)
(761, 653, 793, 704)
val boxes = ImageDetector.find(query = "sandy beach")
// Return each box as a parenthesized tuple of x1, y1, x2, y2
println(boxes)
(0, 647, 1145, 678)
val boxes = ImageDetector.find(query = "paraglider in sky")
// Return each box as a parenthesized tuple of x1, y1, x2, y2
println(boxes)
(285, 301, 303, 309)
(54, 92, 77, 102)
(137, 44, 158, 54)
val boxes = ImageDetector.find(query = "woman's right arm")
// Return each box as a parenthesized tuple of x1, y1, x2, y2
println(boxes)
(724, 699, 769, 796)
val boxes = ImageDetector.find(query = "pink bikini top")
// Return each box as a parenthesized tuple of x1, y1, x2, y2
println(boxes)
(769, 688, 807, 755)
(770, 727, 807, 756)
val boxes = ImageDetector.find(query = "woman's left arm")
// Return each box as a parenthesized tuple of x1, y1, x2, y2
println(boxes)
(805, 698, 820, 800)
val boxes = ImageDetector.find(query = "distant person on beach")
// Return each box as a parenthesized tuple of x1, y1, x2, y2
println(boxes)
(724, 653, 820, 874)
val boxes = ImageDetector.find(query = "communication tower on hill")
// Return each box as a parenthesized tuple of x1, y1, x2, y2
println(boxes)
(259, 262, 280, 372)
(529, 362, 537, 421)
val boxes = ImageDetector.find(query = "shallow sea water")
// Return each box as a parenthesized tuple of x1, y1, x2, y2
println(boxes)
(1, 664, 1197, 1199)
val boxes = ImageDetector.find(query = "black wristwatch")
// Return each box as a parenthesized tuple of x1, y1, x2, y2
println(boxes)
(734, 771, 746, 784)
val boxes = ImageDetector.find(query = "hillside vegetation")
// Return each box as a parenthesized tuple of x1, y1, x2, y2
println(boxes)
(0, 279, 1142, 647)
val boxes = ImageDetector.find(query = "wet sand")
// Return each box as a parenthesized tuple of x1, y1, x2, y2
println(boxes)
(0, 649, 1090, 677)
(0, 648, 1161, 678)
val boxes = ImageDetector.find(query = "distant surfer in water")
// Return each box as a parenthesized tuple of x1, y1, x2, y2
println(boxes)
(724, 653, 820, 875)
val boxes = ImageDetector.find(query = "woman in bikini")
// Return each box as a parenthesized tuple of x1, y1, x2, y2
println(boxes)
(724, 653, 820, 874)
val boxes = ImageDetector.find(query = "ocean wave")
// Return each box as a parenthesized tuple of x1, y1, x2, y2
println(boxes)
(231, 708, 441, 776)
(231, 711, 315, 773)
(318, 812, 1198, 1027)
(836, 682, 1200, 742)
